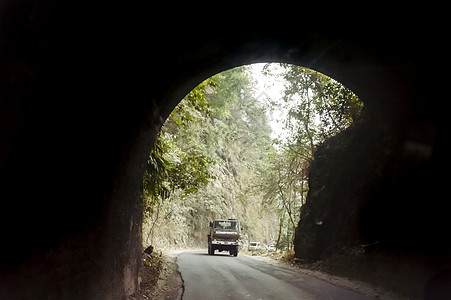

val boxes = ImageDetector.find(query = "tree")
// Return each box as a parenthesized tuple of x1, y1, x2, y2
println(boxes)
(279, 63, 363, 144)
(142, 66, 278, 248)
(258, 63, 363, 250)
(142, 77, 217, 243)
(141, 63, 363, 251)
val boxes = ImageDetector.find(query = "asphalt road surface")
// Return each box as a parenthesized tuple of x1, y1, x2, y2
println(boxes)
(177, 250, 375, 300)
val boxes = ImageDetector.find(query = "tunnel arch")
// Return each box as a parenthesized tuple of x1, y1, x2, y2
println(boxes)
(155, 41, 401, 128)
(114, 34, 445, 298)
(130, 35, 414, 224)
(1, 5, 446, 296)
(142, 61, 364, 250)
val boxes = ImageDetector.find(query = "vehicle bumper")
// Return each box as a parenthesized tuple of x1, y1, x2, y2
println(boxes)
(211, 241, 239, 246)
(211, 241, 239, 251)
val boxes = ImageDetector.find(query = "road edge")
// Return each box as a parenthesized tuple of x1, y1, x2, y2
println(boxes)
(175, 255, 185, 300)
(245, 254, 405, 300)
(157, 252, 184, 300)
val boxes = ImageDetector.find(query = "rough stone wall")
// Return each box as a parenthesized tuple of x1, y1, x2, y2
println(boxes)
(294, 107, 448, 260)
(0, 1, 151, 298)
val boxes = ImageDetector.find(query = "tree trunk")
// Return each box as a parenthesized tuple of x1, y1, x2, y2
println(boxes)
(275, 216, 283, 250)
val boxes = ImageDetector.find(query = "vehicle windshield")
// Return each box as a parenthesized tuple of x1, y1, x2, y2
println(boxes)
(214, 220, 239, 231)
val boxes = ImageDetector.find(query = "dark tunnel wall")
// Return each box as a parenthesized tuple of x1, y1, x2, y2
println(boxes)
(0, 3, 448, 298)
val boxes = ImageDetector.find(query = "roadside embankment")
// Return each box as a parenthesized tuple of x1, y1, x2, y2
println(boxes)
(128, 249, 184, 300)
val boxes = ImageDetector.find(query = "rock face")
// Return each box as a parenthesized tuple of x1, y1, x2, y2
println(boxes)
(294, 109, 447, 261)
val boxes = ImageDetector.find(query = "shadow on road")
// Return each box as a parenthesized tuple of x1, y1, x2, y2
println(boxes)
(189, 251, 237, 258)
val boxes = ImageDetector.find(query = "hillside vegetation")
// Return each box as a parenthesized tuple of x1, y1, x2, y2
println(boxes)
(142, 64, 362, 251)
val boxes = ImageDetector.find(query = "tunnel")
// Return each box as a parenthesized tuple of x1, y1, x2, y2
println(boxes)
(0, 3, 448, 298)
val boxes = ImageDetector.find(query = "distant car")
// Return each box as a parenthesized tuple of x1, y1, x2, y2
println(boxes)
(267, 245, 276, 252)
(248, 242, 260, 251)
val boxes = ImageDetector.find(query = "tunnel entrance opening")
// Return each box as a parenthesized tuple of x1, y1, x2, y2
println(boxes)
(1, 8, 448, 297)
(137, 53, 448, 298)
(141, 63, 364, 254)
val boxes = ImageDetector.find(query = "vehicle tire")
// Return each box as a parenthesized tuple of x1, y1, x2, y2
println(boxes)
(234, 247, 238, 257)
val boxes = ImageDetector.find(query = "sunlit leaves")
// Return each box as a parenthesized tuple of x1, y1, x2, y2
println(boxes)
(142, 77, 218, 217)
(141, 63, 363, 249)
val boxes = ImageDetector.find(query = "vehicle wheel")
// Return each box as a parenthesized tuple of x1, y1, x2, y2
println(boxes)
(234, 248, 238, 257)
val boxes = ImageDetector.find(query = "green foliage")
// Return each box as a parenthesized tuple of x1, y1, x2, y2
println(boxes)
(142, 67, 278, 248)
(170, 78, 216, 127)
(142, 63, 363, 251)
(170, 146, 215, 195)
(266, 63, 363, 146)
(142, 78, 217, 220)
(258, 63, 364, 250)
(142, 138, 171, 216)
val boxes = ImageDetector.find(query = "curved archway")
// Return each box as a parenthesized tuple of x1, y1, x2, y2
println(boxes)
(107, 34, 447, 298)
(0, 7, 446, 296)
(143, 62, 364, 252)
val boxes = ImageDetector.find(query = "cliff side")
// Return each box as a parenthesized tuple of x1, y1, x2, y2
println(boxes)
(294, 110, 445, 260)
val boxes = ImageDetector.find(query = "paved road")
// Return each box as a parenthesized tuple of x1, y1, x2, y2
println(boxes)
(177, 250, 375, 300)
